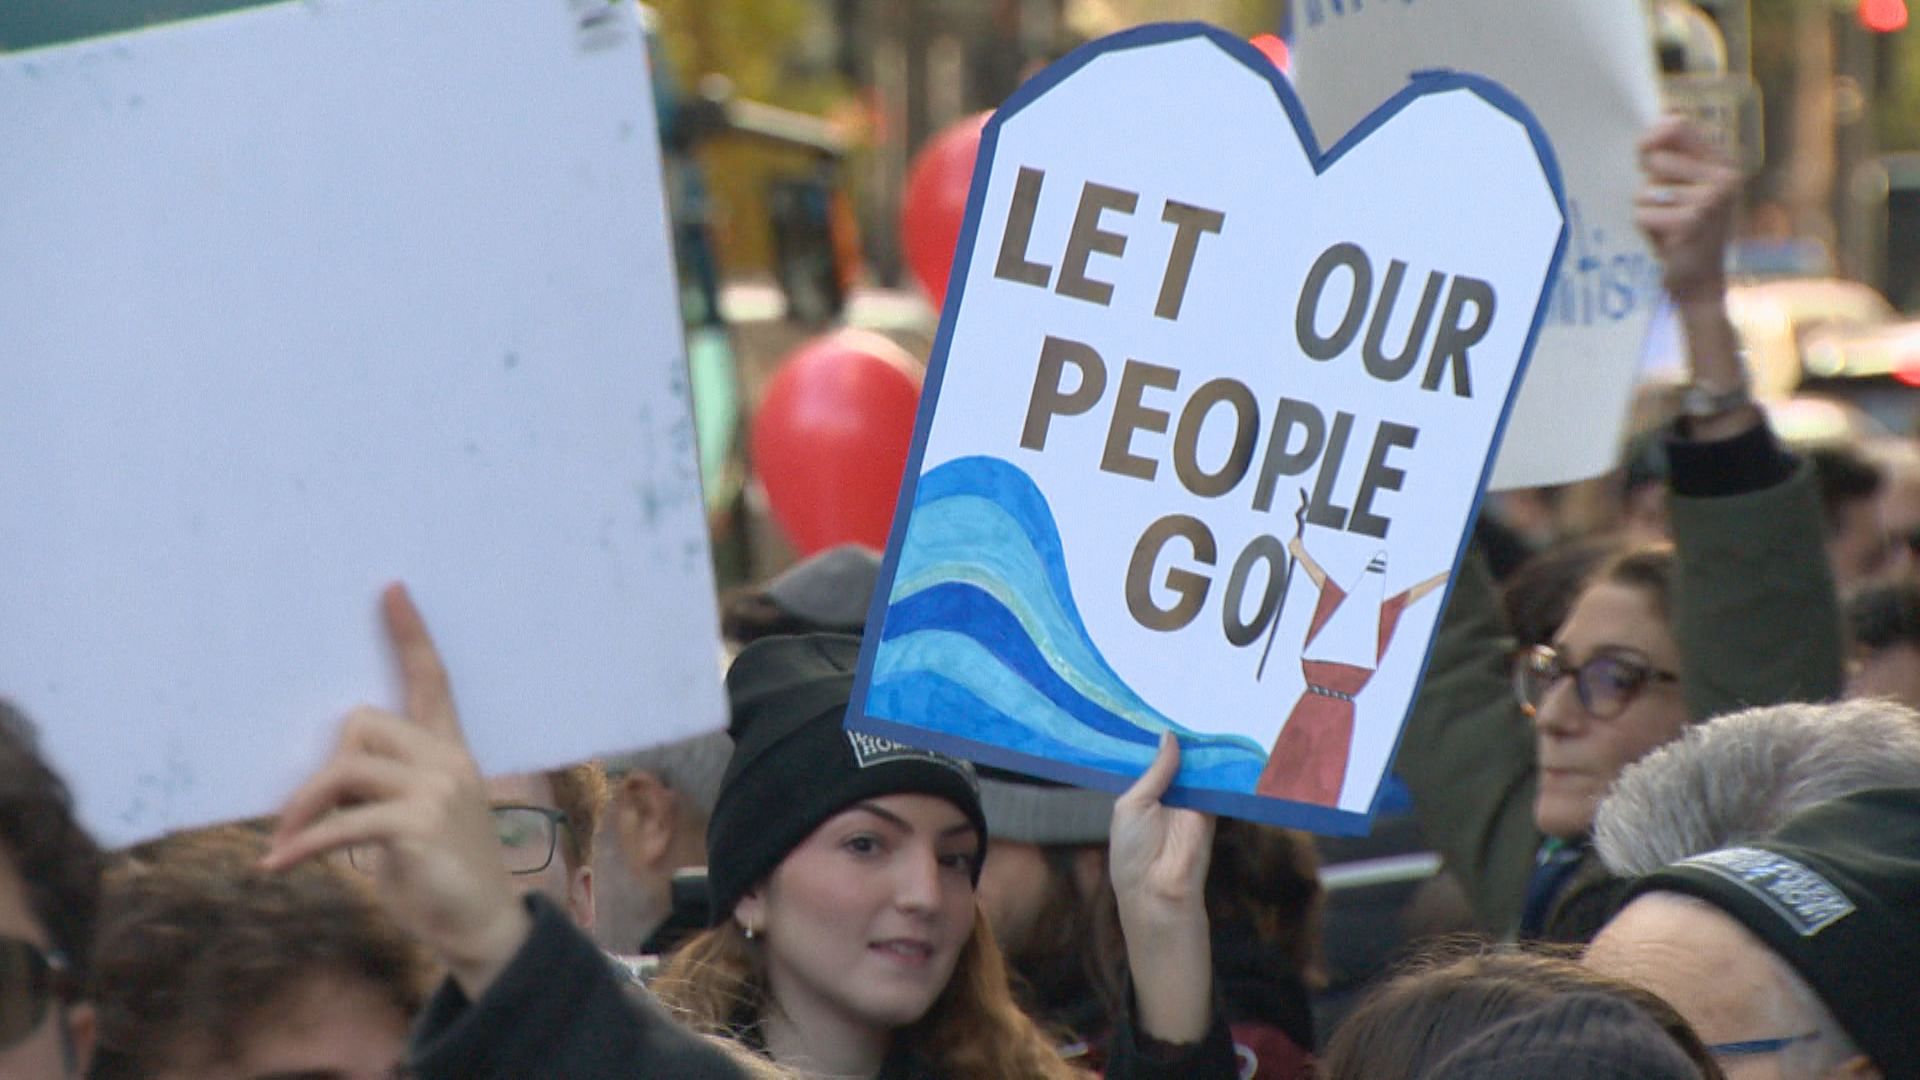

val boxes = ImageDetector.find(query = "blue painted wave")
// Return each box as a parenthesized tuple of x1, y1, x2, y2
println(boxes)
(872, 455, 1269, 792)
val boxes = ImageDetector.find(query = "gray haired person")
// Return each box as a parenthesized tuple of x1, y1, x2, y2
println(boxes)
(1593, 699, 1920, 877)
(594, 546, 889, 959)
(591, 730, 734, 956)
(1588, 787, 1919, 1079)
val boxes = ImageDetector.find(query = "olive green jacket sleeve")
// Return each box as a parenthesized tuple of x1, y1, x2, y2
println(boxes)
(1393, 547, 1539, 935)
(1394, 457, 1844, 935)
(1667, 458, 1845, 719)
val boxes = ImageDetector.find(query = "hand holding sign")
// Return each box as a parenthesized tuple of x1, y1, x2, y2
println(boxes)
(1635, 116, 1741, 305)
(1634, 115, 1754, 443)
(851, 25, 1565, 835)
(265, 585, 530, 1000)
(1110, 733, 1216, 1044)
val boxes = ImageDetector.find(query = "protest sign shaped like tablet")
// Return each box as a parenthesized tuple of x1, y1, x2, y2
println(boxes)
(848, 24, 1566, 835)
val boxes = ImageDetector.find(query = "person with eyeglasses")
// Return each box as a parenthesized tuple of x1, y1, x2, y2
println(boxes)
(0, 700, 105, 1079)
(1513, 544, 1695, 938)
(353, 765, 607, 932)
(267, 585, 754, 1078)
(1391, 117, 1845, 944)
(484, 765, 605, 930)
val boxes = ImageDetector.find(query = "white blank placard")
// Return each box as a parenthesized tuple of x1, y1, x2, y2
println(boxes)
(1288, 0, 1661, 490)
(0, 0, 725, 846)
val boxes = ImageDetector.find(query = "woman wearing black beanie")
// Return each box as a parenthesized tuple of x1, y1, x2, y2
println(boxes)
(651, 633, 1238, 1080)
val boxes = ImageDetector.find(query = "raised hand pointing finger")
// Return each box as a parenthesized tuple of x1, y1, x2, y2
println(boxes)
(264, 583, 531, 999)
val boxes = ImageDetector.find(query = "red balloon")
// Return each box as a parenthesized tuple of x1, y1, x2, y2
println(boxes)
(1249, 33, 1290, 72)
(751, 331, 923, 556)
(1861, 0, 1908, 32)
(901, 112, 989, 309)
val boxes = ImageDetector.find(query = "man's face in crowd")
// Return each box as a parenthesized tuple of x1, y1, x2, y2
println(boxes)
(0, 847, 92, 1078)
(591, 768, 708, 954)
(152, 971, 408, 1080)
(486, 772, 594, 930)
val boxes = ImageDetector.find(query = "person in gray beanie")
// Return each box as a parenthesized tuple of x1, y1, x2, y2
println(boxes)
(719, 544, 883, 642)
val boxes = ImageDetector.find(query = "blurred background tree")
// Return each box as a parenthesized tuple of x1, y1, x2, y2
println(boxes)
(647, 1, 850, 278)
(4, 0, 1910, 299)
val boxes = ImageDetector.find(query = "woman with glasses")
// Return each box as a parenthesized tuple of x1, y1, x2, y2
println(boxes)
(1391, 117, 1845, 944)
(1511, 546, 1694, 940)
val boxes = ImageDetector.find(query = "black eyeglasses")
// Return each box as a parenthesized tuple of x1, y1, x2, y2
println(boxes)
(0, 936, 72, 1052)
(488, 804, 570, 875)
(351, 804, 569, 876)
(1513, 644, 1680, 720)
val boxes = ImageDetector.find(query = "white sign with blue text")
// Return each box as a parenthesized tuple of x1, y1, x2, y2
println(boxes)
(848, 25, 1566, 835)
(1288, 0, 1663, 490)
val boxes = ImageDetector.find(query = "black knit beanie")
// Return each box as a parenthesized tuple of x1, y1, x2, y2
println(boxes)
(1421, 992, 1703, 1080)
(1629, 786, 1920, 1078)
(705, 633, 986, 926)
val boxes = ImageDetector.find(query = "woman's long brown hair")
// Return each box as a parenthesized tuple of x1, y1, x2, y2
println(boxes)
(653, 907, 1090, 1080)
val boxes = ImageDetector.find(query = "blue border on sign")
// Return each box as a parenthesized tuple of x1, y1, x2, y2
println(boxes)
(844, 21, 1569, 836)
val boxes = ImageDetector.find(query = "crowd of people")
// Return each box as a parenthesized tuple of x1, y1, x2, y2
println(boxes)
(3, 113, 1918, 1080)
